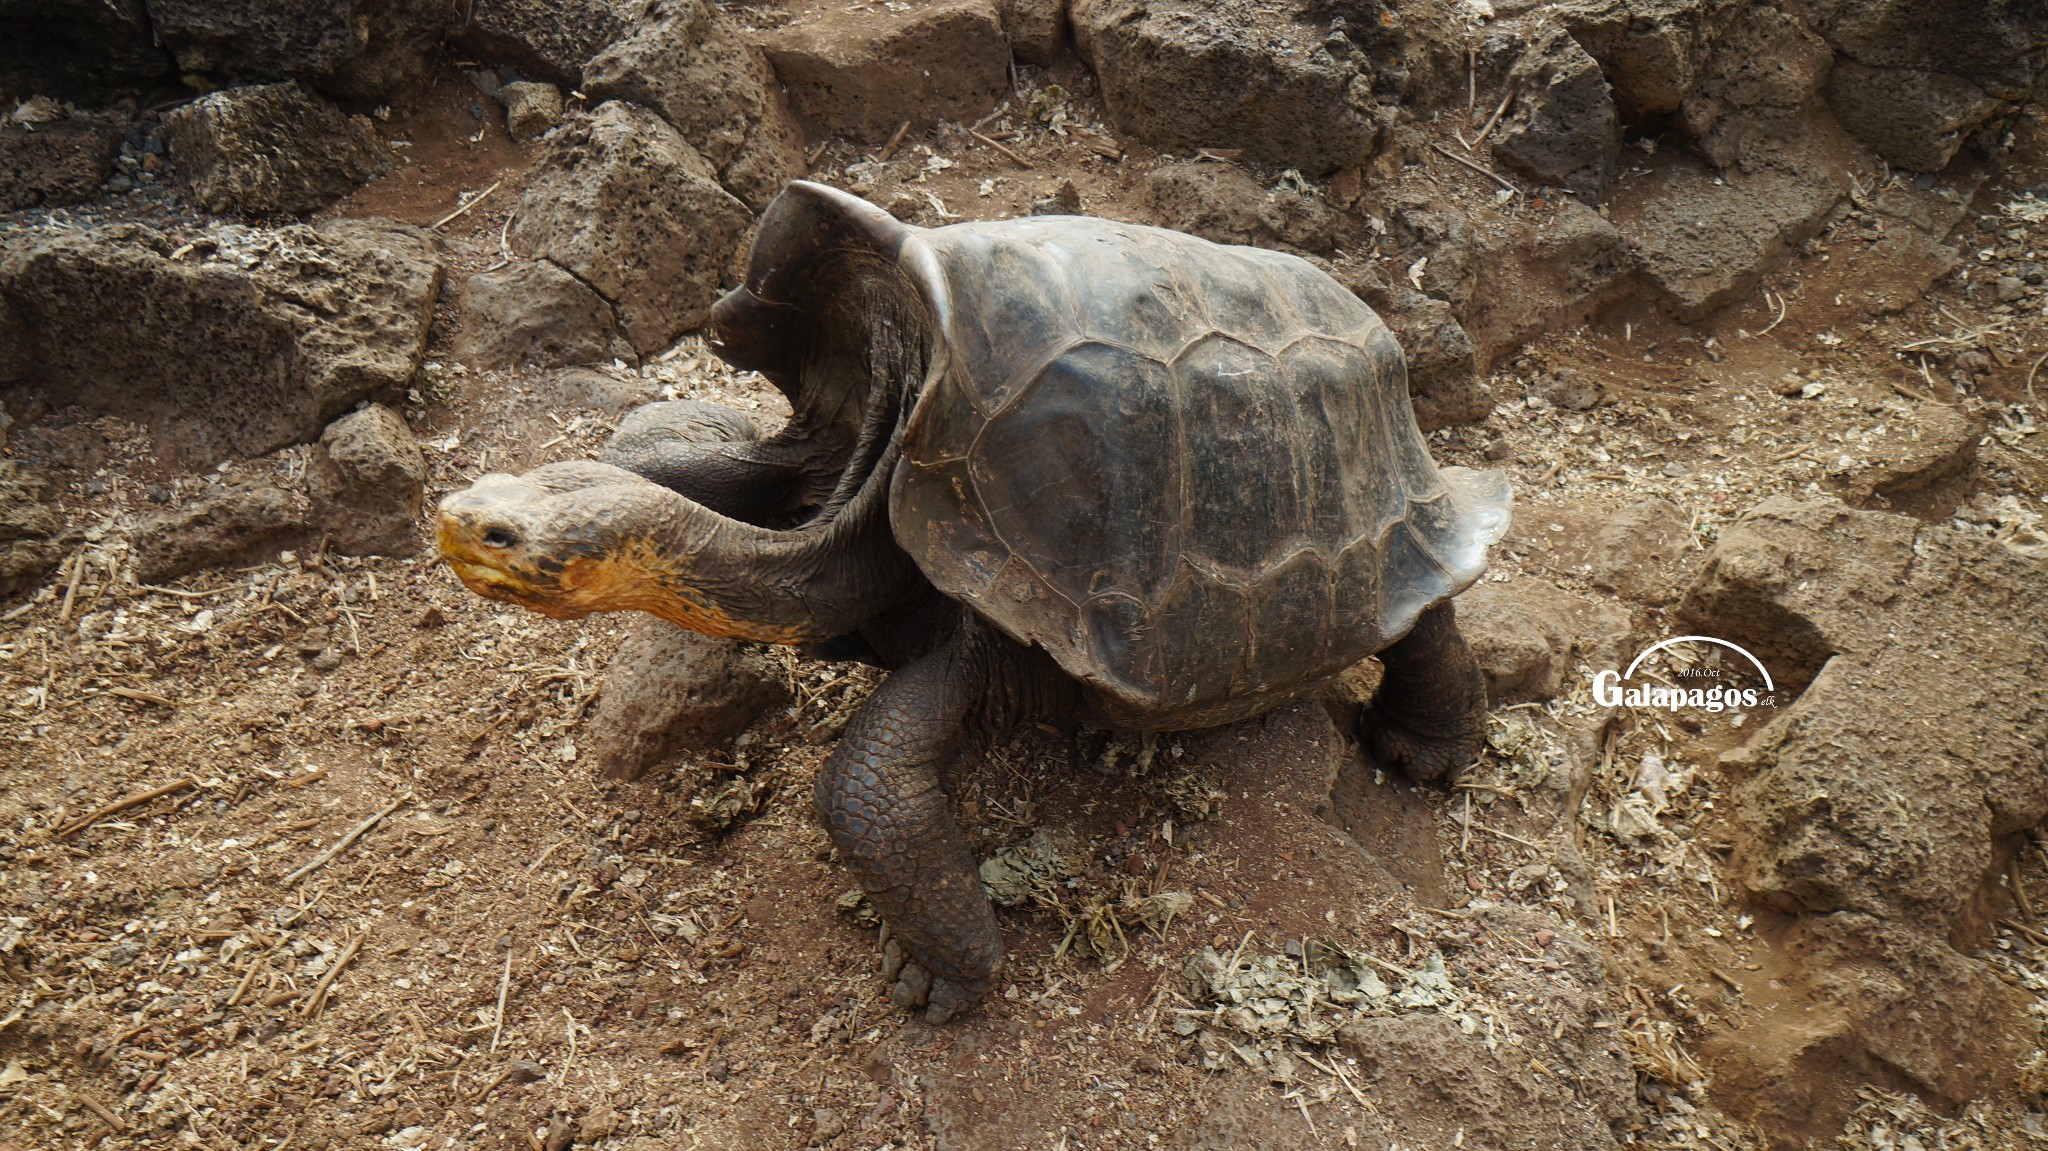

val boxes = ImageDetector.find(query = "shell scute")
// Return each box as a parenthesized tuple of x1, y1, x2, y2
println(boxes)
(1173, 332, 1312, 574)
(969, 341, 1182, 608)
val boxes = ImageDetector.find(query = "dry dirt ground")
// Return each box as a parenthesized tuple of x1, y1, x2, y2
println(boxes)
(6, 34, 2048, 1151)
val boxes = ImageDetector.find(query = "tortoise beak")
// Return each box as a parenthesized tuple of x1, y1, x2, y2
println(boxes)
(435, 476, 562, 608)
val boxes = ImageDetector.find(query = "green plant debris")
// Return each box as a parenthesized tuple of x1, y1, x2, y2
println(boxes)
(979, 828, 1079, 908)
(1485, 712, 1562, 791)
(835, 888, 879, 928)
(1177, 939, 1493, 1048)
(684, 776, 761, 831)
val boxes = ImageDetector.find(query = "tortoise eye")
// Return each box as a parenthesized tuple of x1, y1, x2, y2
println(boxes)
(481, 527, 519, 550)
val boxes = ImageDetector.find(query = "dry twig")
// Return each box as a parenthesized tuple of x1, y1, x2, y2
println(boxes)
(105, 686, 176, 708)
(76, 1093, 127, 1132)
(282, 793, 411, 885)
(57, 551, 86, 624)
(876, 120, 911, 163)
(971, 129, 1035, 169)
(1471, 89, 1514, 150)
(1429, 143, 1517, 196)
(433, 179, 504, 230)
(1757, 289, 1788, 336)
(227, 953, 268, 1008)
(491, 948, 514, 1052)
(304, 933, 364, 1017)
(60, 778, 199, 838)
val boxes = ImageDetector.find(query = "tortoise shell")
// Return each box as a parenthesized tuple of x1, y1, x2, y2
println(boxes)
(713, 182, 1511, 728)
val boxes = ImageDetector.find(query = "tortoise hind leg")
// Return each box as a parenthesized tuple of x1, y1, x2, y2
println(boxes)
(815, 622, 1072, 1022)
(1362, 601, 1490, 784)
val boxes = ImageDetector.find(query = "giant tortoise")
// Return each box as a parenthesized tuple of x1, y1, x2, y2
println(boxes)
(437, 181, 1512, 1022)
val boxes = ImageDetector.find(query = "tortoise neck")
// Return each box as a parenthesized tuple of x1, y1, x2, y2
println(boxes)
(648, 243, 935, 641)
(632, 459, 924, 644)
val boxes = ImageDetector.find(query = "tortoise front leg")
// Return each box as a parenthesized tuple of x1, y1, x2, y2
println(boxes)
(598, 400, 807, 523)
(815, 623, 1072, 1022)
(1362, 601, 1490, 784)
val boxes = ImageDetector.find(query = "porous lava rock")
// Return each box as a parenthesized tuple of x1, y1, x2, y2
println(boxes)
(0, 0, 172, 104)
(1809, 0, 2048, 172)
(1554, 0, 1744, 127)
(149, 0, 449, 100)
(445, 0, 633, 84)
(1489, 25, 1619, 201)
(753, 0, 1009, 144)
(162, 82, 388, 215)
(0, 219, 442, 468)
(1462, 199, 1635, 369)
(583, 0, 806, 211)
(0, 109, 124, 211)
(0, 461, 74, 597)
(1680, 496, 2048, 1133)
(1071, 0, 1406, 175)
(130, 478, 312, 582)
(585, 617, 792, 781)
(999, 0, 1069, 64)
(1142, 162, 1341, 253)
(1678, 3, 1834, 172)
(510, 102, 752, 356)
(1456, 578, 1631, 702)
(1612, 159, 1840, 321)
(1336, 269, 1491, 432)
(455, 260, 633, 371)
(499, 81, 563, 142)
(307, 404, 425, 556)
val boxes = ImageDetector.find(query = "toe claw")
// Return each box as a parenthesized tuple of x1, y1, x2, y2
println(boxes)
(923, 978, 970, 1024)
(892, 962, 933, 1011)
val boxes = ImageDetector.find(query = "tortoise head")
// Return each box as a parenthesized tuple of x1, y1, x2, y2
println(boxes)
(435, 460, 812, 643)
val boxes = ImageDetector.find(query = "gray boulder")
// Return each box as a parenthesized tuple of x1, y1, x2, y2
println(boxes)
(1141, 162, 1340, 253)
(499, 81, 562, 142)
(163, 82, 388, 215)
(454, 260, 633, 371)
(1071, 0, 1404, 174)
(1000, 0, 1070, 64)
(1617, 159, 1840, 320)
(1679, 4, 1834, 171)
(1809, 0, 2048, 171)
(1337, 266, 1490, 431)
(510, 102, 753, 356)
(1490, 26, 1619, 201)
(1462, 199, 1635, 369)
(583, 0, 806, 211)
(0, 219, 443, 468)
(446, 0, 632, 84)
(1555, 0, 1744, 126)
(0, 461, 74, 598)
(585, 616, 792, 781)
(754, 0, 1009, 145)
(0, 0, 171, 104)
(1455, 578, 1631, 702)
(148, 0, 448, 100)
(1825, 63, 2000, 173)
(1680, 496, 2048, 1131)
(0, 109, 125, 211)
(131, 478, 312, 583)
(307, 404, 425, 556)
